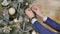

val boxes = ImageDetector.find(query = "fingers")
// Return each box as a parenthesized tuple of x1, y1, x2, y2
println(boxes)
(25, 8, 35, 19)
(32, 6, 39, 12)
(25, 6, 45, 19)
(25, 8, 31, 12)
(31, 6, 44, 18)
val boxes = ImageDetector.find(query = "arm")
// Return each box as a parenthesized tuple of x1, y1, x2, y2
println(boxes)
(31, 18, 56, 34)
(31, 6, 60, 31)
(43, 17, 60, 31)
(25, 8, 57, 34)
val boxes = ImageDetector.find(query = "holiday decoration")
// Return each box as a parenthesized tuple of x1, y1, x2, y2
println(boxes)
(0, 0, 36, 34)
(1, 0, 11, 6)
(9, 7, 16, 15)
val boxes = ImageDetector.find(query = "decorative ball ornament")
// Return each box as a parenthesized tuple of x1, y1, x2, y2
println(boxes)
(9, 8, 16, 15)
(25, 2, 29, 6)
(14, 18, 18, 22)
(1, 0, 11, 6)
(2, 26, 12, 33)
(3, 13, 6, 16)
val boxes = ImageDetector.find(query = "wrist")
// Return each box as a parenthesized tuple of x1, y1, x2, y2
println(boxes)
(38, 14, 45, 18)
(30, 17, 36, 20)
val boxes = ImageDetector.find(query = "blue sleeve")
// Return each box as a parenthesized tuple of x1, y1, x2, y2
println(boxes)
(44, 17, 60, 31)
(32, 21, 56, 34)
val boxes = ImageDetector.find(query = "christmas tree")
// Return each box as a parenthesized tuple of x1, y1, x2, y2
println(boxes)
(0, 0, 36, 34)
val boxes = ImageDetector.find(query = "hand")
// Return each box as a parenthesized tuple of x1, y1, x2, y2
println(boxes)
(32, 6, 44, 18)
(25, 8, 35, 19)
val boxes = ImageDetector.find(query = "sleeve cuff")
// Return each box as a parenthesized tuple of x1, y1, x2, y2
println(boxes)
(31, 18, 37, 24)
(31, 16, 47, 24)
(42, 16, 48, 21)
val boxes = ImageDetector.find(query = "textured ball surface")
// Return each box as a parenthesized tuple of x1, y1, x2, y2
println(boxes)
(9, 8, 16, 15)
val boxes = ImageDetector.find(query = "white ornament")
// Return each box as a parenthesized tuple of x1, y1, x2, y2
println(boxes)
(14, 18, 18, 22)
(1, 0, 10, 6)
(26, 2, 29, 5)
(9, 8, 16, 15)
(32, 30, 36, 34)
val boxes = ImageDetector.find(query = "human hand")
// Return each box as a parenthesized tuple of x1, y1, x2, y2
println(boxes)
(32, 6, 44, 18)
(25, 8, 35, 19)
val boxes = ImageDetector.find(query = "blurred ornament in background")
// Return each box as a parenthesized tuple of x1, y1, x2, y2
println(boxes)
(2, 26, 12, 33)
(14, 18, 18, 22)
(9, 7, 20, 21)
(11, 23, 20, 29)
(32, 30, 36, 34)
(25, 2, 29, 6)
(1, 0, 11, 6)
(3, 13, 6, 16)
